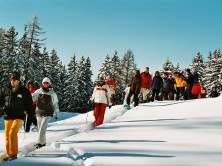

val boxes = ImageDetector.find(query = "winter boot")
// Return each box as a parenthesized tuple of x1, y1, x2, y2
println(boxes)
(124, 104, 131, 110)
(8, 155, 17, 161)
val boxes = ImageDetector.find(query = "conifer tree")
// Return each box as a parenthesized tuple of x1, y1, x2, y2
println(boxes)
(24, 15, 45, 81)
(59, 65, 68, 111)
(190, 52, 205, 82)
(203, 49, 222, 92)
(121, 49, 137, 87)
(47, 49, 63, 98)
(97, 54, 112, 80)
(162, 57, 175, 72)
(110, 51, 123, 104)
(1, 26, 19, 85)
(65, 55, 80, 112)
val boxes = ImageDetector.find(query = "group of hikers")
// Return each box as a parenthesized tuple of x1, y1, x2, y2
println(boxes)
(0, 72, 59, 162)
(0, 68, 220, 162)
(123, 67, 220, 109)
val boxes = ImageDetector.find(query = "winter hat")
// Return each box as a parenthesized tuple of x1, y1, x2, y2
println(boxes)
(10, 71, 20, 80)
(98, 77, 104, 82)
(42, 77, 51, 85)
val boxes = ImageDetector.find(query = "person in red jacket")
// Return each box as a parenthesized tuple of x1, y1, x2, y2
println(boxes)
(106, 75, 117, 105)
(140, 67, 152, 103)
(191, 81, 201, 99)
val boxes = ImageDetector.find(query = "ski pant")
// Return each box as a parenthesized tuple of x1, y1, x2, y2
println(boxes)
(140, 88, 149, 102)
(151, 89, 160, 102)
(176, 87, 185, 100)
(94, 103, 107, 126)
(127, 91, 139, 107)
(24, 105, 37, 132)
(186, 84, 193, 100)
(36, 116, 51, 145)
(4, 119, 23, 157)
(162, 91, 169, 100)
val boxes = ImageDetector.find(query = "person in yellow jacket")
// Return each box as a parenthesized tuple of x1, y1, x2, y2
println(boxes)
(174, 72, 186, 100)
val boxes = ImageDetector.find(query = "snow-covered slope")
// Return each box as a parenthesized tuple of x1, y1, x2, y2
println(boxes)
(0, 96, 222, 165)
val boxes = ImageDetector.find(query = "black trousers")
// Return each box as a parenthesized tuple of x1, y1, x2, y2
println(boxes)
(151, 89, 160, 102)
(127, 91, 139, 107)
(24, 105, 37, 132)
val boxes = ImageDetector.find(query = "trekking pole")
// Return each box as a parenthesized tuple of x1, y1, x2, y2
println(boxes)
(23, 113, 28, 140)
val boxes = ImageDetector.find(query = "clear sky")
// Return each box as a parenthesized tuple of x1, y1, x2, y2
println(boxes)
(1, 0, 222, 78)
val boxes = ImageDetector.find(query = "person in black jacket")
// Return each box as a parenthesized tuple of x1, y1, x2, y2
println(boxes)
(185, 69, 194, 100)
(151, 71, 163, 102)
(0, 71, 33, 161)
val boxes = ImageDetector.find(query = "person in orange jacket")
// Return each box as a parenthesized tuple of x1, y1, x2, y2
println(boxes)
(106, 75, 117, 105)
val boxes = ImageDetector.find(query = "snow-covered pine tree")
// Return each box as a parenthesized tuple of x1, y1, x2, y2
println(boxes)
(40, 47, 50, 77)
(24, 15, 45, 81)
(190, 52, 205, 83)
(203, 49, 222, 92)
(84, 57, 93, 111)
(27, 42, 43, 83)
(162, 57, 175, 72)
(121, 49, 137, 87)
(77, 56, 93, 113)
(110, 51, 124, 104)
(17, 26, 29, 83)
(65, 55, 80, 112)
(59, 65, 69, 112)
(1, 26, 19, 86)
(97, 54, 112, 80)
(0, 28, 6, 86)
(47, 49, 63, 99)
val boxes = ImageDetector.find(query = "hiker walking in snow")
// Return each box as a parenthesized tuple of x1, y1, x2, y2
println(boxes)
(185, 69, 194, 100)
(123, 84, 133, 105)
(32, 77, 59, 149)
(208, 85, 219, 98)
(174, 72, 186, 100)
(162, 72, 170, 100)
(191, 80, 201, 99)
(151, 71, 163, 102)
(0, 72, 33, 161)
(199, 83, 207, 98)
(91, 77, 112, 127)
(125, 69, 142, 109)
(140, 67, 152, 103)
(24, 80, 38, 132)
(106, 75, 117, 105)
(168, 74, 176, 100)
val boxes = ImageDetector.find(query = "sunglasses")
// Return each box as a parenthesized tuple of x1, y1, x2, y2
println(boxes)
(43, 82, 49, 84)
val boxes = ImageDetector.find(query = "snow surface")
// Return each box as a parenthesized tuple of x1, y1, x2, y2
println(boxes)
(0, 96, 222, 166)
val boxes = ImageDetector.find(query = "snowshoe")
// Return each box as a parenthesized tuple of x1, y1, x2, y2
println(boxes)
(124, 104, 131, 110)
(32, 143, 46, 151)
(2, 155, 17, 162)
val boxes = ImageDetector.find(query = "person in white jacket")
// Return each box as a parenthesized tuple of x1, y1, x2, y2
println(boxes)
(32, 77, 59, 149)
(91, 77, 112, 127)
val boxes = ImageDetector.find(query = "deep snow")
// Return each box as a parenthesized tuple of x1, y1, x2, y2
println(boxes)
(0, 96, 222, 166)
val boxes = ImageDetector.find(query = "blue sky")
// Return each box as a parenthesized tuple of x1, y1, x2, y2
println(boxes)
(1, 0, 222, 78)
